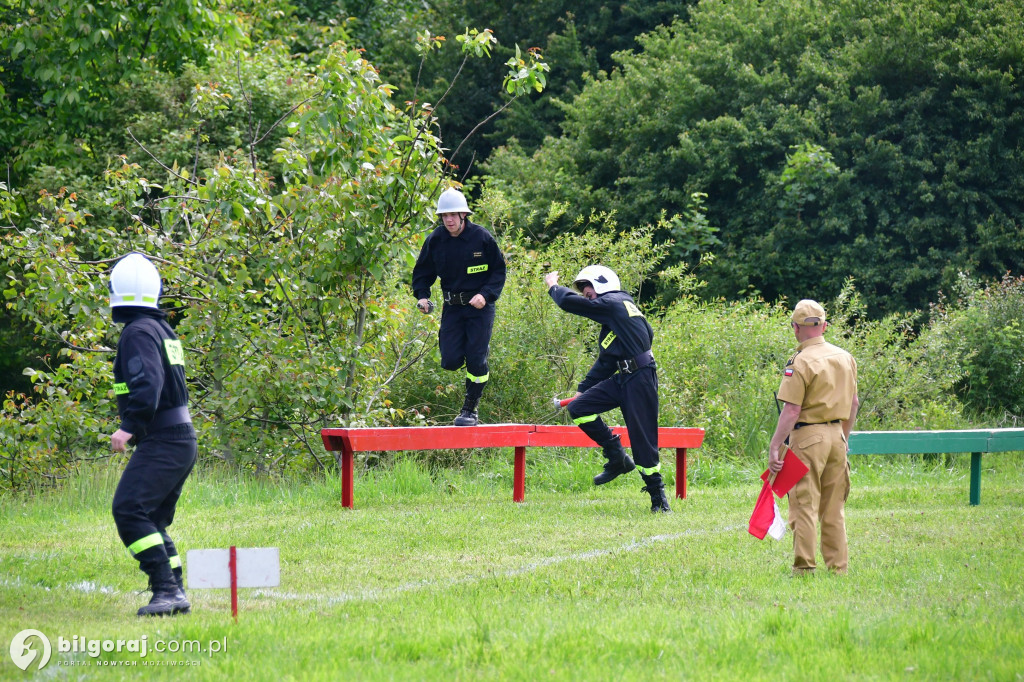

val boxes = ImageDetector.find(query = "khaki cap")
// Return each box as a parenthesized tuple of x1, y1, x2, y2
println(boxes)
(792, 299, 826, 326)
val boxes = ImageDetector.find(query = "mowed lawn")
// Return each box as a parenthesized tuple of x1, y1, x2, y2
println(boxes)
(1, 455, 1022, 680)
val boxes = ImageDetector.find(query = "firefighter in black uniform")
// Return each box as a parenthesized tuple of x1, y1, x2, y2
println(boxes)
(545, 265, 670, 512)
(412, 188, 507, 425)
(107, 252, 196, 616)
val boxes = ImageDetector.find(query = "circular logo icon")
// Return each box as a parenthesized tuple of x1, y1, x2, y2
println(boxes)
(9, 629, 51, 671)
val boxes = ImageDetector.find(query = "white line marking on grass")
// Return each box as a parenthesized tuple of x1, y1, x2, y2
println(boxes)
(259, 525, 744, 607)
(0, 576, 117, 594)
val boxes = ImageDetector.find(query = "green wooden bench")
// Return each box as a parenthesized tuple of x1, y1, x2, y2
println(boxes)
(848, 428, 1024, 505)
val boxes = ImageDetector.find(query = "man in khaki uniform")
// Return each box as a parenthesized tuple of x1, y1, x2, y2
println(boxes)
(768, 299, 859, 574)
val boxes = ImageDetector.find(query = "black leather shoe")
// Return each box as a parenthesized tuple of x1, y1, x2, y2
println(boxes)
(170, 568, 191, 614)
(641, 484, 672, 513)
(137, 587, 191, 617)
(453, 409, 479, 426)
(593, 454, 635, 485)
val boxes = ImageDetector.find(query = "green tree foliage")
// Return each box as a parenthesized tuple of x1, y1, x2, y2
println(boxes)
(0, 41, 307, 393)
(0, 0, 275, 395)
(285, 0, 431, 63)
(1, 0, 245, 163)
(0, 182, 58, 394)
(482, 0, 1024, 316)
(0, 12, 548, 489)
(0, 41, 447, 486)
(368, 0, 691, 176)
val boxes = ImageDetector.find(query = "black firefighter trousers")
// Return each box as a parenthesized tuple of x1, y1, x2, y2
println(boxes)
(112, 423, 197, 579)
(439, 302, 495, 383)
(568, 365, 660, 471)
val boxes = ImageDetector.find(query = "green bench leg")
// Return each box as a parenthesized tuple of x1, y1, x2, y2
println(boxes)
(970, 452, 982, 506)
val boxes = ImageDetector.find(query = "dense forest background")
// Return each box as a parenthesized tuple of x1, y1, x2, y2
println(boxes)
(1, 0, 1021, 488)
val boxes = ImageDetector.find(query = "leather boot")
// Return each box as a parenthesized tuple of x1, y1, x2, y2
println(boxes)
(640, 472, 672, 513)
(138, 563, 191, 617)
(454, 379, 483, 426)
(172, 565, 191, 614)
(593, 435, 636, 485)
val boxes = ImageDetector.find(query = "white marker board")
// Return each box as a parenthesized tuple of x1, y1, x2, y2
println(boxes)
(186, 547, 280, 589)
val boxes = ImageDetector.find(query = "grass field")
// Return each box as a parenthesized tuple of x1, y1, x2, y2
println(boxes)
(2, 452, 1023, 680)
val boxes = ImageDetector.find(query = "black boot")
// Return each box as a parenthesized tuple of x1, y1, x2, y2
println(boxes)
(593, 435, 636, 485)
(640, 472, 672, 513)
(454, 379, 483, 426)
(172, 565, 191, 614)
(138, 564, 191, 617)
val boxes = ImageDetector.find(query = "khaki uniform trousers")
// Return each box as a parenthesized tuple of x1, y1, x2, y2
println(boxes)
(788, 422, 851, 572)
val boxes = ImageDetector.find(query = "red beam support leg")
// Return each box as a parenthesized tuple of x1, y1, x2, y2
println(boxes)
(341, 442, 354, 509)
(513, 446, 526, 503)
(229, 545, 238, 622)
(675, 447, 687, 499)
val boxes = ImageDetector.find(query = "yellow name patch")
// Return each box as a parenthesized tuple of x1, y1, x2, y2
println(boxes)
(164, 339, 185, 366)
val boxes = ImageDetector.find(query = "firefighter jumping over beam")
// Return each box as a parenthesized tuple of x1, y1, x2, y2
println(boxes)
(544, 265, 670, 513)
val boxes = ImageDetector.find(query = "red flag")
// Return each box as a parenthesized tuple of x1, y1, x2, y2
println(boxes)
(760, 448, 810, 498)
(748, 480, 787, 540)
(748, 480, 776, 539)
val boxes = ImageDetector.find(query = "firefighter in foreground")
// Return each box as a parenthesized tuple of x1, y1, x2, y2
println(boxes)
(413, 187, 507, 426)
(108, 253, 196, 616)
(544, 266, 670, 512)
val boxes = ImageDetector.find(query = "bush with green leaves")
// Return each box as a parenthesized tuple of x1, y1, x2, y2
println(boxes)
(647, 276, 967, 465)
(919, 274, 1024, 421)
(655, 289, 791, 466)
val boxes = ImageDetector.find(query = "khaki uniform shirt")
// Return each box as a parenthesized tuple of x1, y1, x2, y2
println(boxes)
(777, 336, 857, 422)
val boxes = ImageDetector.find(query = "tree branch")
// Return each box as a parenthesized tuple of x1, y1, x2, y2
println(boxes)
(254, 88, 326, 146)
(446, 94, 520, 170)
(126, 127, 198, 186)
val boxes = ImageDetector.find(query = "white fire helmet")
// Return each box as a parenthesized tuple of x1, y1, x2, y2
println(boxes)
(435, 187, 472, 215)
(108, 252, 161, 309)
(573, 265, 621, 295)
